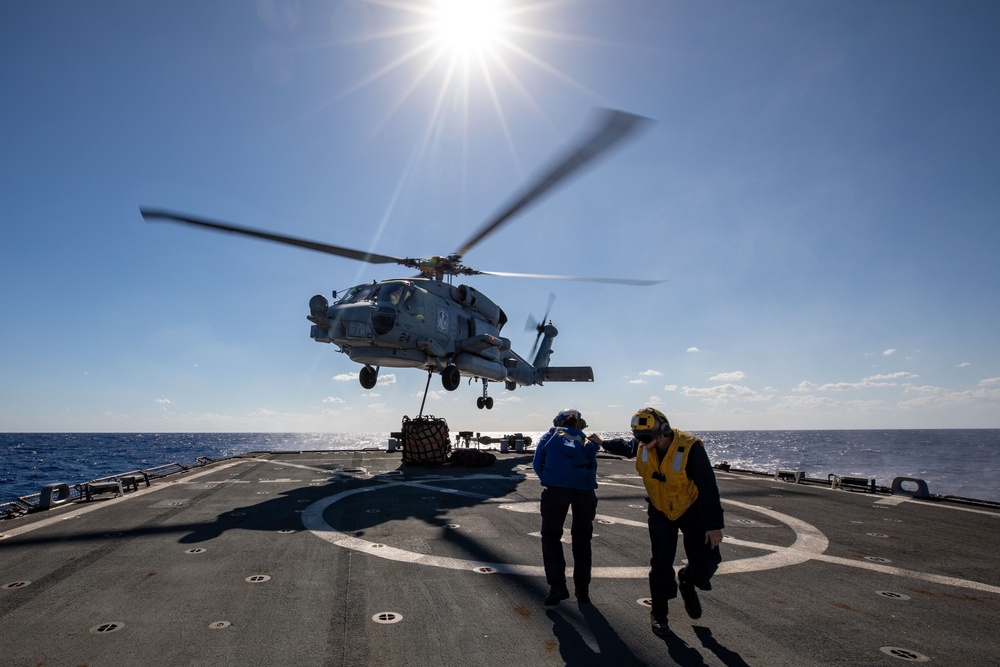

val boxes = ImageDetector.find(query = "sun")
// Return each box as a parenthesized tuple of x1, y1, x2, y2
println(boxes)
(331, 0, 597, 147)
(430, 0, 505, 59)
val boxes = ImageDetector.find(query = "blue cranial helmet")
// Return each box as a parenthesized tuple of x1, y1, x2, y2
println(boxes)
(553, 409, 587, 430)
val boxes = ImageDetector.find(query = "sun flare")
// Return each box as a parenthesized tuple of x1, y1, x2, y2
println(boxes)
(334, 0, 594, 151)
(431, 0, 505, 59)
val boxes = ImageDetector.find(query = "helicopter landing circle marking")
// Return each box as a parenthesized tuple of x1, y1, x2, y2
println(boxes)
(301, 476, 827, 578)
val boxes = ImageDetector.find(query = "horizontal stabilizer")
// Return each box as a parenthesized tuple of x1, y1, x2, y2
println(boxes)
(543, 366, 595, 382)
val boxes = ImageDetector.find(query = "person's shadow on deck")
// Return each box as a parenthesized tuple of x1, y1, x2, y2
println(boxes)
(546, 607, 752, 667)
(546, 606, 646, 666)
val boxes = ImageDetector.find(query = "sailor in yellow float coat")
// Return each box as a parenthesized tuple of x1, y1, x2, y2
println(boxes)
(590, 407, 724, 632)
(636, 427, 702, 519)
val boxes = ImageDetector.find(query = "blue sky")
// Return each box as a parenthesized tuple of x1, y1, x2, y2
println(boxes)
(2, 1, 998, 433)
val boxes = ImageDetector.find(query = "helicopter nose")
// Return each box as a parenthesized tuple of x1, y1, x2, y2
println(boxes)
(309, 294, 329, 319)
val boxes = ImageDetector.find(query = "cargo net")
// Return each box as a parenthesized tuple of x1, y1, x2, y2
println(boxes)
(401, 415, 451, 466)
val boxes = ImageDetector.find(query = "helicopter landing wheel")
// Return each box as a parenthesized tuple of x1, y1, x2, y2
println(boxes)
(359, 365, 378, 390)
(441, 365, 461, 392)
(477, 382, 494, 409)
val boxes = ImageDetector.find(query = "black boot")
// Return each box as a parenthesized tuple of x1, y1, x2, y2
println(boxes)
(544, 584, 570, 606)
(678, 568, 702, 619)
(576, 585, 591, 604)
(650, 611, 669, 637)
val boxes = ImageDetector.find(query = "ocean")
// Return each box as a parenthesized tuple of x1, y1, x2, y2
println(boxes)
(1, 430, 998, 504)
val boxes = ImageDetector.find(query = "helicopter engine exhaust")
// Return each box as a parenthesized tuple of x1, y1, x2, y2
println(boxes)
(450, 285, 505, 328)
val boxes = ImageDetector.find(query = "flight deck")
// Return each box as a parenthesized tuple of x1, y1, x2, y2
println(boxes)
(2, 448, 998, 666)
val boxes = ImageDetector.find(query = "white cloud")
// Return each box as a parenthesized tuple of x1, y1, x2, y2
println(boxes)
(897, 379, 1000, 410)
(882, 348, 897, 356)
(686, 347, 700, 353)
(842, 399, 890, 412)
(682, 384, 771, 404)
(816, 382, 857, 392)
(321, 406, 356, 416)
(322, 396, 345, 404)
(629, 379, 647, 385)
(663, 384, 678, 391)
(417, 390, 449, 401)
(957, 362, 971, 368)
(898, 392, 971, 410)
(710, 371, 746, 382)
(816, 372, 919, 391)
(155, 398, 171, 405)
(639, 369, 663, 376)
(333, 371, 395, 385)
(772, 395, 839, 411)
(903, 385, 943, 395)
(866, 372, 918, 381)
(793, 381, 814, 392)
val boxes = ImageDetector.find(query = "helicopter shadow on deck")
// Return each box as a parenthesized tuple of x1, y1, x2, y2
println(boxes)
(177, 454, 534, 550)
(0, 456, 533, 563)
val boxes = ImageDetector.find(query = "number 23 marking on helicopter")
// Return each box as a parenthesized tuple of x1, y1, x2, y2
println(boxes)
(141, 110, 661, 409)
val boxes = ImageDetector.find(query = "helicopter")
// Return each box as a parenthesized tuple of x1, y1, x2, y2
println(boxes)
(141, 109, 660, 410)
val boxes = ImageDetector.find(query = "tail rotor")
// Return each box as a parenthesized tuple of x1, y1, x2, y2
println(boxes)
(525, 292, 556, 359)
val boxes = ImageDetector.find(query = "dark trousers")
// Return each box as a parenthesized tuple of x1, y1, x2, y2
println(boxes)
(647, 502, 722, 616)
(540, 486, 598, 588)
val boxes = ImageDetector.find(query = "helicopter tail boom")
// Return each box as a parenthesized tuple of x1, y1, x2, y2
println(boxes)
(523, 320, 592, 383)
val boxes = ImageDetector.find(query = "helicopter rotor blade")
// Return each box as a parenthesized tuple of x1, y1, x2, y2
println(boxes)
(479, 270, 662, 286)
(140, 208, 406, 266)
(453, 109, 653, 259)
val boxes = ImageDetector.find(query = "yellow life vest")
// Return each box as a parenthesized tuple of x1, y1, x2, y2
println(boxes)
(635, 429, 701, 520)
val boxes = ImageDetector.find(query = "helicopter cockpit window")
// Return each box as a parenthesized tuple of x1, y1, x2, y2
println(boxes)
(336, 284, 377, 304)
(378, 283, 406, 306)
(401, 285, 426, 319)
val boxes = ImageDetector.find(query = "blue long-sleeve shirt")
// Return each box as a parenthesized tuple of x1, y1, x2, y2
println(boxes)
(532, 426, 598, 490)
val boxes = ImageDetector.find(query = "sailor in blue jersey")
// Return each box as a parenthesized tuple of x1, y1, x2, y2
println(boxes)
(532, 409, 599, 605)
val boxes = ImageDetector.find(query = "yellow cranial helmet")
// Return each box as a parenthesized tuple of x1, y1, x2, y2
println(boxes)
(630, 407, 670, 443)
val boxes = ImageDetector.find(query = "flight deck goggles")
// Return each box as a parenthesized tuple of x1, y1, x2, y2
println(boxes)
(631, 407, 670, 444)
